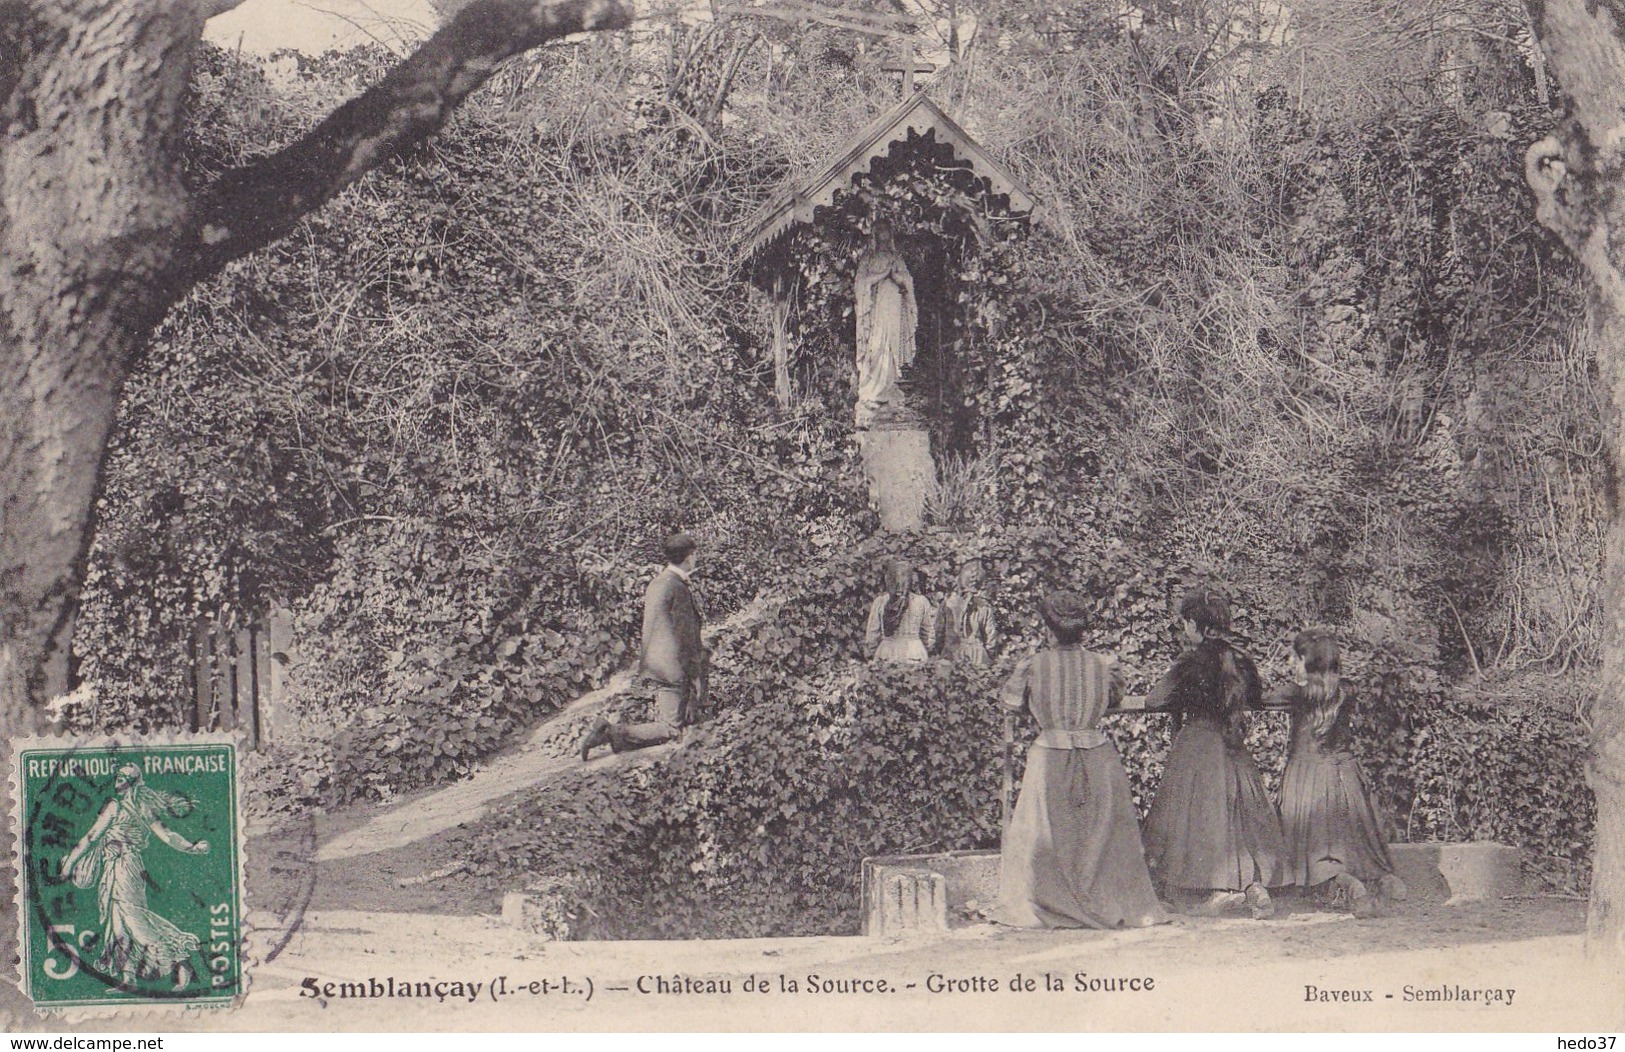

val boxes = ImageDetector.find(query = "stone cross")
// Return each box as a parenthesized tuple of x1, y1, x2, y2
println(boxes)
(883, 45, 934, 98)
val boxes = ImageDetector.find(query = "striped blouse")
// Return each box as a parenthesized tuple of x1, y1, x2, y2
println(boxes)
(999, 646, 1124, 750)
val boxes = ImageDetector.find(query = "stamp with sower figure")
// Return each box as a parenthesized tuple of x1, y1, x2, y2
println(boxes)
(14, 737, 244, 1010)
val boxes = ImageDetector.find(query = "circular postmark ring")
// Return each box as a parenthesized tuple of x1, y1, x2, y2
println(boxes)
(242, 808, 316, 969)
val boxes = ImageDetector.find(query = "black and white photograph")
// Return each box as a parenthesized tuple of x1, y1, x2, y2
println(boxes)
(2, 0, 1624, 1034)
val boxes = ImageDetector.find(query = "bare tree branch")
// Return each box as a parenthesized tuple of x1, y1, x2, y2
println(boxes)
(182, 0, 631, 282)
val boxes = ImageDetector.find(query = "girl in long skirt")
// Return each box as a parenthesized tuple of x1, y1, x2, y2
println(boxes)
(996, 591, 1166, 929)
(865, 557, 937, 663)
(1271, 628, 1407, 916)
(1144, 589, 1287, 918)
(941, 558, 998, 667)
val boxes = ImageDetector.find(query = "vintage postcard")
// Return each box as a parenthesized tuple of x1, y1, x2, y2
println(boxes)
(3, 0, 1625, 1036)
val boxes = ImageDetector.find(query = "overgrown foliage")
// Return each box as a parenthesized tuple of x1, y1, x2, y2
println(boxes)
(71, 0, 1600, 923)
(454, 529, 1591, 937)
(465, 661, 1005, 938)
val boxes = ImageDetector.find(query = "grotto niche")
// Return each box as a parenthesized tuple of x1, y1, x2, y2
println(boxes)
(743, 90, 1036, 532)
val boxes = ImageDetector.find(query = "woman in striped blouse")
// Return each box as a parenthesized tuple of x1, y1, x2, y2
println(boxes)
(996, 591, 1165, 930)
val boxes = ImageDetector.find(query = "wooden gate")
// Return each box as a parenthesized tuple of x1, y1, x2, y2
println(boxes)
(188, 606, 292, 750)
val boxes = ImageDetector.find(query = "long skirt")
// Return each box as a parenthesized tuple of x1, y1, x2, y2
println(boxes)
(1145, 719, 1287, 891)
(998, 743, 1166, 929)
(1280, 747, 1396, 887)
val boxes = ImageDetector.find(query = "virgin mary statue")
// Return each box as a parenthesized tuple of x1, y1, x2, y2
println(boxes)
(854, 222, 918, 426)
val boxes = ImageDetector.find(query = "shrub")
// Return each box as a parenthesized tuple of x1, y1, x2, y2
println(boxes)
(923, 452, 999, 530)
(70, 16, 1599, 909)
(464, 660, 1008, 938)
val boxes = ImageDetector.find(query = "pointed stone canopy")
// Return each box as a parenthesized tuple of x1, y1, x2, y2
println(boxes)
(741, 92, 1037, 272)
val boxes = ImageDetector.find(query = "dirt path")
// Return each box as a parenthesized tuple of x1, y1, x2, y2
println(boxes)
(314, 596, 769, 865)
(315, 670, 653, 863)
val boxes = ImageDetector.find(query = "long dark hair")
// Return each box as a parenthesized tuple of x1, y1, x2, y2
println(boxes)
(1293, 628, 1343, 744)
(882, 559, 912, 637)
(1179, 587, 1231, 636)
(1180, 588, 1252, 746)
(1216, 646, 1262, 748)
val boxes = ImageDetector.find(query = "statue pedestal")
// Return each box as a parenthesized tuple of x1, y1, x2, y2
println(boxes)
(858, 427, 935, 532)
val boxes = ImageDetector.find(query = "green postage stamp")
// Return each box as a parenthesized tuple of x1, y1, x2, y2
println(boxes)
(13, 737, 244, 1010)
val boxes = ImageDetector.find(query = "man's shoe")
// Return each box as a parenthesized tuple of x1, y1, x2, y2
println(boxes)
(579, 718, 612, 762)
(1377, 873, 1409, 905)
(1244, 883, 1275, 920)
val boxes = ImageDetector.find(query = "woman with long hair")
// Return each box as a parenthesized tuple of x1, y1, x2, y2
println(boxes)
(1272, 628, 1407, 916)
(60, 764, 209, 990)
(941, 558, 997, 667)
(864, 557, 937, 662)
(996, 591, 1165, 929)
(1143, 589, 1286, 918)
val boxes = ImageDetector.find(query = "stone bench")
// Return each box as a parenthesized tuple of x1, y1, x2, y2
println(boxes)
(1389, 841, 1525, 906)
(860, 842, 1525, 936)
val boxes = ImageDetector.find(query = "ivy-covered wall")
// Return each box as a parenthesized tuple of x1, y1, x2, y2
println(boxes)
(71, 1, 1602, 924)
(455, 527, 1592, 938)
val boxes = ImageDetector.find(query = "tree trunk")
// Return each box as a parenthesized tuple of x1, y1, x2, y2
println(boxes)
(1577, 300, 1625, 990)
(0, 0, 632, 732)
(1525, 0, 1625, 990)
(0, 2, 202, 1022)
(0, 0, 630, 1015)
(0, 0, 198, 724)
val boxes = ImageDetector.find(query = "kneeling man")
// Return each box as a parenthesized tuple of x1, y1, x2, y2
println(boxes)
(580, 532, 706, 760)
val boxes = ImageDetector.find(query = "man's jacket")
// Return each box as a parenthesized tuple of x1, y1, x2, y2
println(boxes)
(639, 567, 704, 687)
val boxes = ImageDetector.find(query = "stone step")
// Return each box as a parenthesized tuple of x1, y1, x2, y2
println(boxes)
(1391, 840, 1525, 906)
